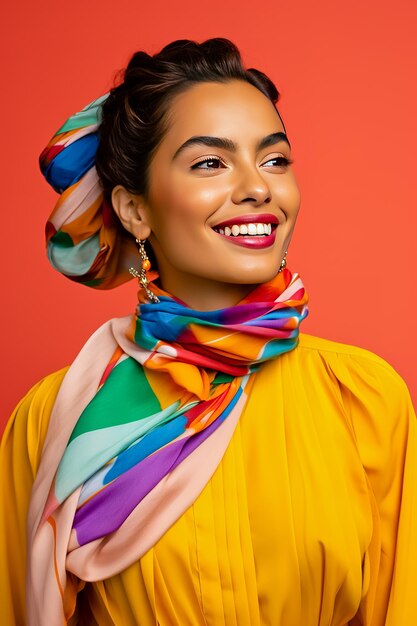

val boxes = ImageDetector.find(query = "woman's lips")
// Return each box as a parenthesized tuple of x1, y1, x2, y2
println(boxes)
(211, 213, 279, 249)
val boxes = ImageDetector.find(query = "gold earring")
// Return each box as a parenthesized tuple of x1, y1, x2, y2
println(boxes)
(278, 250, 287, 273)
(129, 239, 160, 303)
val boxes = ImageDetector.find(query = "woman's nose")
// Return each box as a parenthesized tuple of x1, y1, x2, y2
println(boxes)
(231, 165, 272, 206)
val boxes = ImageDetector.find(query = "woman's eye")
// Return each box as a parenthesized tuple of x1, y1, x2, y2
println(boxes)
(262, 156, 293, 168)
(191, 157, 225, 170)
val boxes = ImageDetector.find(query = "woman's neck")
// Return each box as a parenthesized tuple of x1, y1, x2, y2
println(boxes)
(156, 270, 258, 311)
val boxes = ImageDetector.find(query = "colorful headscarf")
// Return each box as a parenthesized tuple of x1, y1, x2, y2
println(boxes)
(39, 94, 138, 289)
(27, 269, 308, 625)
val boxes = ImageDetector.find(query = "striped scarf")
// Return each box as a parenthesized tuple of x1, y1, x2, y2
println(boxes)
(39, 93, 138, 289)
(27, 269, 308, 625)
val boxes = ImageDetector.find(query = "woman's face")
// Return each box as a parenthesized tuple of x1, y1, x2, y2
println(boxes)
(119, 79, 301, 309)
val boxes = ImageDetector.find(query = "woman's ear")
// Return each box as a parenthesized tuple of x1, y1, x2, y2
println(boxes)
(111, 185, 152, 240)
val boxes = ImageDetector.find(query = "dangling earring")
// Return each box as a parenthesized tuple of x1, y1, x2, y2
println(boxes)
(278, 250, 287, 273)
(129, 239, 160, 303)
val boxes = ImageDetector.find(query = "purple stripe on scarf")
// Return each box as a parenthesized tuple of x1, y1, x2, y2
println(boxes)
(73, 410, 225, 545)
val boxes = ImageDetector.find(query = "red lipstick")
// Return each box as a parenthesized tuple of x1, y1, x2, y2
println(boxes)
(211, 213, 279, 249)
(214, 229, 277, 249)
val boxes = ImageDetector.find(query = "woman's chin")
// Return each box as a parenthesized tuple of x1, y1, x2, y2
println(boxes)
(219, 261, 285, 286)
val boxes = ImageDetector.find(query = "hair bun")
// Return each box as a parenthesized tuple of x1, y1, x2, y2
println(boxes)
(126, 50, 153, 70)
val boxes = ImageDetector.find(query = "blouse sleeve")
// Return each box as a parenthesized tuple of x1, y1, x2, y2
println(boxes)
(332, 350, 417, 626)
(0, 369, 67, 625)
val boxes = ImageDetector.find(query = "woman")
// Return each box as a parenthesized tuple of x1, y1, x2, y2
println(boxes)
(1, 38, 416, 625)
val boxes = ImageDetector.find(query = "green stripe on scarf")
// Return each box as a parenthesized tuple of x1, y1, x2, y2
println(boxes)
(69, 358, 161, 441)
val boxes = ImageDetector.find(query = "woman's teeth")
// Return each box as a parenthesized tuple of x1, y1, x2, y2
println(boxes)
(217, 223, 273, 237)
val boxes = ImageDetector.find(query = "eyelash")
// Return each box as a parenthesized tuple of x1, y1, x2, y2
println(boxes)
(190, 156, 294, 170)
(190, 157, 224, 170)
(263, 156, 294, 168)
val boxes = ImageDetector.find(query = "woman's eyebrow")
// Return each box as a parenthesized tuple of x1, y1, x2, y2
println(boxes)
(172, 132, 290, 160)
(259, 132, 291, 151)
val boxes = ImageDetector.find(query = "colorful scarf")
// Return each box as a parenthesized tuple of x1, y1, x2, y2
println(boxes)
(39, 93, 137, 289)
(27, 269, 308, 625)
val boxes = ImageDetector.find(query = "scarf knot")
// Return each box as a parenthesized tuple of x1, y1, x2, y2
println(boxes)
(133, 268, 308, 378)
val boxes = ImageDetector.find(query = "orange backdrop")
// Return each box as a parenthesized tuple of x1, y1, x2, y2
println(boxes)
(1, 0, 416, 431)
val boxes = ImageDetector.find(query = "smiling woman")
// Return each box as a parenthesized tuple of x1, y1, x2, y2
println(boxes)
(1, 38, 416, 626)
(110, 79, 300, 309)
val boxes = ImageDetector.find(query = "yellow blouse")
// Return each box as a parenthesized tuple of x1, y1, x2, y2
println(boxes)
(1, 333, 416, 625)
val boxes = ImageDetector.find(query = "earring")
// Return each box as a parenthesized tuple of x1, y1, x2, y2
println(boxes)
(129, 239, 160, 303)
(278, 250, 287, 273)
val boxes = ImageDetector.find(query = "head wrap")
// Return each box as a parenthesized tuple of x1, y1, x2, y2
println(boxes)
(39, 94, 137, 289)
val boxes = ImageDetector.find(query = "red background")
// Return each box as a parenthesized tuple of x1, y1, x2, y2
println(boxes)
(1, 0, 416, 431)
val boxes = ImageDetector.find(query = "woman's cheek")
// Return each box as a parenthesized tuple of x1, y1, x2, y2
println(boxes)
(275, 179, 300, 218)
(178, 183, 223, 217)
(287, 174, 301, 210)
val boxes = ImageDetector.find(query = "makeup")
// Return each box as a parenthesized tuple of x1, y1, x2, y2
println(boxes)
(131, 80, 300, 308)
(211, 212, 278, 249)
(213, 227, 277, 250)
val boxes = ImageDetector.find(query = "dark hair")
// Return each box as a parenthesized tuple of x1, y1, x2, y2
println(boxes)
(95, 38, 280, 203)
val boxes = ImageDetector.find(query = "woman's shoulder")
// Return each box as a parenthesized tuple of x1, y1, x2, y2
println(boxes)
(12, 366, 69, 419)
(1, 367, 69, 472)
(295, 332, 413, 415)
(291, 334, 416, 482)
(299, 332, 397, 368)
(298, 332, 406, 379)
